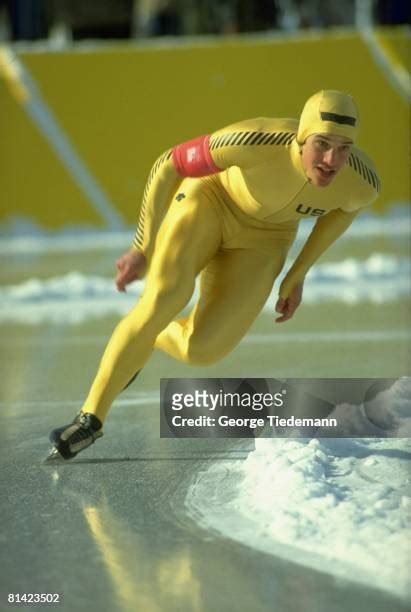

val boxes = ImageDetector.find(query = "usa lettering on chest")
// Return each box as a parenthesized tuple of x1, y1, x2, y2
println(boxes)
(296, 204, 326, 216)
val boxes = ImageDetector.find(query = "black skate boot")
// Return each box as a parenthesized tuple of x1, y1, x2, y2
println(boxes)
(46, 412, 103, 461)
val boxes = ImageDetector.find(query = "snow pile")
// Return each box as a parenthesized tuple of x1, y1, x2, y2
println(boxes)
(0, 254, 409, 324)
(185, 379, 411, 599)
(304, 253, 410, 304)
(0, 229, 131, 255)
(0, 271, 143, 324)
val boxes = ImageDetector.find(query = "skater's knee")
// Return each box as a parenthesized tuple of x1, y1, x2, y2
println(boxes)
(185, 335, 226, 366)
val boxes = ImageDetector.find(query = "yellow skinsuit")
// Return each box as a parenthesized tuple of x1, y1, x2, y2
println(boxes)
(82, 93, 380, 423)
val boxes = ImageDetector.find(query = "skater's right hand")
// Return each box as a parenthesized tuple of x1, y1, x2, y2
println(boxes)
(115, 249, 147, 292)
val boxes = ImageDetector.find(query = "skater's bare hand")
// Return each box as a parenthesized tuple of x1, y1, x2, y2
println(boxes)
(115, 249, 147, 292)
(275, 282, 303, 323)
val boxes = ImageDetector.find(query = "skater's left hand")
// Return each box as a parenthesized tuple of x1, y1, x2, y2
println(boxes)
(275, 282, 304, 323)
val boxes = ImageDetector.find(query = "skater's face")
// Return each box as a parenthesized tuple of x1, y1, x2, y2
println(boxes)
(301, 134, 353, 187)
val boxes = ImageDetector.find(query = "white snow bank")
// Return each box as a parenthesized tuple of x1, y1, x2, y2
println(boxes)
(185, 378, 411, 599)
(0, 254, 409, 324)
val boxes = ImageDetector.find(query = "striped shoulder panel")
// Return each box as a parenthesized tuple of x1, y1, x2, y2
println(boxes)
(133, 149, 173, 250)
(348, 153, 381, 193)
(209, 131, 295, 150)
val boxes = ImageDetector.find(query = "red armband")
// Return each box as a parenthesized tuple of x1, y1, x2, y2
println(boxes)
(172, 134, 221, 177)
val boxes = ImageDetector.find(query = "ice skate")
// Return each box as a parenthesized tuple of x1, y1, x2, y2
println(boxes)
(45, 411, 103, 462)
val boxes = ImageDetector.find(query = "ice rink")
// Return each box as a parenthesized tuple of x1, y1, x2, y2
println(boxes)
(1, 212, 410, 611)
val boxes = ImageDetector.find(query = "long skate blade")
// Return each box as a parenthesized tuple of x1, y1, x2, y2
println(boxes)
(44, 447, 65, 463)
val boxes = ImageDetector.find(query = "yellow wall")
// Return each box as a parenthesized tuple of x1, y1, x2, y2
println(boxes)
(378, 25, 410, 68)
(0, 27, 409, 229)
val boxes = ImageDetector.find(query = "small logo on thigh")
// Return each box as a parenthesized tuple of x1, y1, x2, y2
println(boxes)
(176, 193, 186, 201)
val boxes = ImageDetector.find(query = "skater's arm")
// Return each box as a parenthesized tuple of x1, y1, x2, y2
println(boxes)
(132, 149, 183, 262)
(278, 208, 358, 299)
(171, 117, 297, 178)
(278, 145, 381, 304)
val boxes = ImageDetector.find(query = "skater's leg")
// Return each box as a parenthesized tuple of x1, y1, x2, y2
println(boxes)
(155, 244, 290, 365)
(81, 194, 221, 423)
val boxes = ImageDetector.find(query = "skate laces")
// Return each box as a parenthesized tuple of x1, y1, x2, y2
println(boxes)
(78, 412, 89, 427)
(77, 412, 101, 431)
(71, 412, 101, 442)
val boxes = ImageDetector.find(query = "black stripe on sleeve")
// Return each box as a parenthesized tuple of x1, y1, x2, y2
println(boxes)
(349, 154, 380, 191)
(236, 132, 251, 145)
(214, 135, 227, 148)
(358, 159, 367, 181)
(265, 133, 280, 144)
(276, 132, 291, 145)
(273, 132, 286, 144)
(371, 170, 380, 191)
(210, 129, 295, 149)
(259, 133, 273, 144)
(363, 164, 373, 186)
(242, 131, 259, 144)
(368, 169, 377, 190)
(133, 149, 172, 249)
(230, 132, 245, 145)
(249, 132, 267, 145)
(220, 133, 234, 147)
(350, 154, 359, 173)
